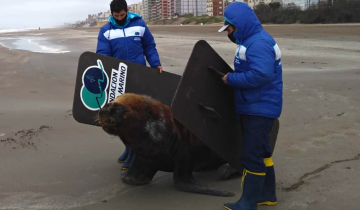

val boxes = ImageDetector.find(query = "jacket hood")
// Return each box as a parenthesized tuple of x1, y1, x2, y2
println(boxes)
(108, 12, 142, 29)
(224, 2, 263, 43)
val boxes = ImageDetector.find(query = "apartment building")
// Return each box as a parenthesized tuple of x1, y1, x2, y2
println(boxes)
(140, 0, 285, 21)
(129, 2, 143, 16)
(176, 0, 207, 16)
(161, 0, 176, 19)
(206, 0, 225, 16)
(282, 0, 317, 10)
(150, 0, 162, 19)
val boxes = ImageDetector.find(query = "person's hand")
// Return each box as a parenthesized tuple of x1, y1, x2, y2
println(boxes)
(156, 66, 163, 73)
(222, 73, 228, 84)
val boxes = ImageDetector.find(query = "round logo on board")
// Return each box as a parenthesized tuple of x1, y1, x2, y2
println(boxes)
(80, 59, 109, 111)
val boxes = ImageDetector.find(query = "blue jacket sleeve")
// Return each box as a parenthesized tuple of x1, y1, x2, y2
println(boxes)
(96, 27, 111, 56)
(141, 25, 161, 67)
(227, 40, 275, 89)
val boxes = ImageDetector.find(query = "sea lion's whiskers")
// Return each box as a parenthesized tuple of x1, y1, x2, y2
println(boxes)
(91, 115, 100, 125)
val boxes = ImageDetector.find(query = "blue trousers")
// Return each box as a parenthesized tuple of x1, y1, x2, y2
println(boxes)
(237, 114, 275, 173)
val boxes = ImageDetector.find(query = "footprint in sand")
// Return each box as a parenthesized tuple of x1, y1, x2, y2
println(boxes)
(0, 125, 52, 150)
(64, 110, 73, 120)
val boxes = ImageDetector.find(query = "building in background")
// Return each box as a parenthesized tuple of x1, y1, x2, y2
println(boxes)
(76, 0, 296, 26)
(95, 11, 111, 27)
(142, 0, 150, 20)
(206, 0, 225, 16)
(206, 0, 213, 16)
(129, 2, 143, 16)
(86, 12, 110, 27)
(282, 0, 317, 10)
(151, 0, 162, 20)
(247, 0, 273, 9)
(176, 0, 207, 16)
(142, 0, 177, 20)
(71, 0, 332, 27)
(103, 11, 111, 19)
(143, 0, 161, 21)
(162, 0, 170, 19)
(161, 0, 176, 19)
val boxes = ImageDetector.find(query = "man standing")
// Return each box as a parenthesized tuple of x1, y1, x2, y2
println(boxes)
(218, 2, 283, 210)
(96, 0, 163, 170)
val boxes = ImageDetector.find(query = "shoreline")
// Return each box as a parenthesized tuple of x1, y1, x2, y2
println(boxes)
(1, 22, 359, 36)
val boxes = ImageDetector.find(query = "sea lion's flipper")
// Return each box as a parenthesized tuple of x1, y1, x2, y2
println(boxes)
(173, 157, 235, 197)
(121, 154, 158, 185)
(217, 163, 242, 180)
(174, 181, 235, 197)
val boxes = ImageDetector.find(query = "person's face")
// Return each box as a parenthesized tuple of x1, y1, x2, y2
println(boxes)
(226, 25, 235, 34)
(112, 10, 127, 20)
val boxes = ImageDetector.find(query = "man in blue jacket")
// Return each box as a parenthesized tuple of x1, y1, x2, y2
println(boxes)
(96, 0, 163, 170)
(218, 2, 283, 210)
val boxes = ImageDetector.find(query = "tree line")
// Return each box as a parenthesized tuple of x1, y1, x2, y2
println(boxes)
(253, 0, 360, 24)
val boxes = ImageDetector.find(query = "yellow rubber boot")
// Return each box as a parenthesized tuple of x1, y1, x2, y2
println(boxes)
(258, 157, 277, 206)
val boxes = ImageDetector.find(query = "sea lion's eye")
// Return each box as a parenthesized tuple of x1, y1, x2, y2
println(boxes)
(115, 105, 127, 114)
(115, 109, 123, 115)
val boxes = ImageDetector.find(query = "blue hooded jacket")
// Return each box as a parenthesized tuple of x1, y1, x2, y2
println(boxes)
(96, 12, 161, 68)
(224, 2, 283, 119)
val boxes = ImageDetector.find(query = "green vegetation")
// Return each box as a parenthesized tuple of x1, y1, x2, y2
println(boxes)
(180, 16, 223, 25)
(152, 18, 178, 25)
(182, 14, 194, 18)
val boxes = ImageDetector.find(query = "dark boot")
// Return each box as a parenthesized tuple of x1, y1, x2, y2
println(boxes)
(121, 148, 134, 170)
(118, 146, 129, 163)
(224, 170, 265, 210)
(258, 159, 277, 206)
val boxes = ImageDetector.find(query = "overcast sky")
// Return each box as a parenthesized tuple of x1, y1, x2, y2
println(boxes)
(0, 0, 140, 29)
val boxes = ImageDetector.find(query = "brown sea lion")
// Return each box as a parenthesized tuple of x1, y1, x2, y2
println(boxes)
(98, 93, 235, 197)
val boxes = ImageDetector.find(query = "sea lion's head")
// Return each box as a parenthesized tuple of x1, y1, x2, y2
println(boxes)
(98, 101, 128, 136)
(98, 93, 177, 155)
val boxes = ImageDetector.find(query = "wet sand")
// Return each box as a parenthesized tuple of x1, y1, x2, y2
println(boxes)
(0, 24, 360, 210)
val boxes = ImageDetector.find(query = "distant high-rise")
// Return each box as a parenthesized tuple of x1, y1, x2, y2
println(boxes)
(142, 0, 150, 21)
(206, 0, 225, 16)
(143, 0, 177, 21)
(150, 0, 162, 20)
(176, 0, 207, 16)
(162, 0, 176, 19)
(129, 2, 143, 16)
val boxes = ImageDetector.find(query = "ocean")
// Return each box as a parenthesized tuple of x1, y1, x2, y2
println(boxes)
(0, 28, 38, 34)
(0, 27, 70, 54)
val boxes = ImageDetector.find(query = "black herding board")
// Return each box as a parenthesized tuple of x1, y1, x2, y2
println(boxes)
(72, 51, 181, 126)
(171, 40, 279, 172)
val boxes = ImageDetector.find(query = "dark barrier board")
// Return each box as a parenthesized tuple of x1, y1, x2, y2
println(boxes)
(171, 40, 279, 172)
(72, 52, 181, 126)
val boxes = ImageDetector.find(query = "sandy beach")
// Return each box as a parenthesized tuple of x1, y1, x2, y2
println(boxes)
(0, 24, 360, 210)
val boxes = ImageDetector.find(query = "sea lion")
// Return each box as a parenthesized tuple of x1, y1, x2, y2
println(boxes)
(98, 93, 235, 197)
